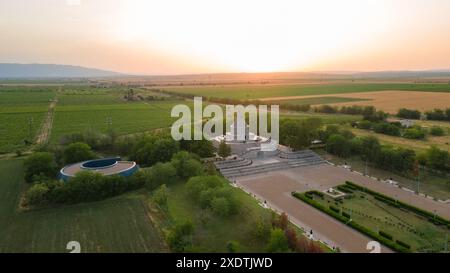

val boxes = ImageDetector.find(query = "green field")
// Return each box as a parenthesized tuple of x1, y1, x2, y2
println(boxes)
(305, 188, 450, 252)
(279, 96, 369, 106)
(281, 112, 362, 125)
(51, 101, 183, 143)
(165, 83, 450, 99)
(0, 158, 167, 253)
(0, 88, 55, 153)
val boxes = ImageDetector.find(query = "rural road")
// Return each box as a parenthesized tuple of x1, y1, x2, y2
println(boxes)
(36, 99, 57, 145)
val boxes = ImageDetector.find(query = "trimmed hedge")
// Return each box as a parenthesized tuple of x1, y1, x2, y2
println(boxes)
(342, 211, 351, 219)
(379, 231, 393, 240)
(292, 191, 411, 253)
(336, 185, 354, 194)
(345, 181, 450, 228)
(396, 240, 411, 250)
(330, 206, 340, 213)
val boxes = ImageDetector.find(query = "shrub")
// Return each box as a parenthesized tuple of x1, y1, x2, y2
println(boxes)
(218, 140, 231, 158)
(336, 185, 353, 194)
(211, 197, 231, 217)
(342, 211, 351, 218)
(186, 175, 240, 216)
(167, 220, 194, 252)
(63, 142, 96, 164)
(180, 139, 216, 158)
(266, 228, 290, 253)
(131, 136, 180, 166)
(357, 120, 372, 130)
(253, 217, 272, 242)
(25, 171, 145, 206)
(171, 151, 204, 180)
(226, 241, 241, 253)
(327, 134, 352, 157)
(329, 206, 340, 213)
(426, 108, 448, 121)
(396, 240, 411, 249)
(403, 127, 426, 140)
(425, 146, 450, 172)
(25, 183, 50, 206)
(314, 104, 338, 114)
(373, 122, 401, 136)
(379, 231, 393, 240)
(153, 184, 168, 208)
(429, 126, 445, 136)
(397, 108, 421, 119)
(23, 152, 58, 183)
(143, 162, 179, 191)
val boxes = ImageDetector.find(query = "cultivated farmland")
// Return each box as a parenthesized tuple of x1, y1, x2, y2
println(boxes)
(0, 87, 55, 153)
(164, 83, 450, 100)
(0, 158, 168, 253)
(274, 91, 450, 114)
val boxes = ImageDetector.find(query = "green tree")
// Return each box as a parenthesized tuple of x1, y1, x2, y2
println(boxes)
(226, 241, 241, 253)
(430, 126, 445, 136)
(253, 217, 272, 242)
(25, 183, 49, 206)
(171, 151, 204, 180)
(143, 162, 178, 191)
(24, 152, 58, 183)
(130, 136, 179, 166)
(167, 220, 194, 252)
(266, 228, 290, 253)
(426, 146, 450, 171)
(63, 142, 96, 164)
(360, 136, 381, 161)
(327, 134, 351, 157)
(211, 197, 231, 217)
(218, 140, 231, 158)
(153, 184, 168, 208)
(181, 139, 216, 158)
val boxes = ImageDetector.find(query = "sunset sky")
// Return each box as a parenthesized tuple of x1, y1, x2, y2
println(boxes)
(1, 0, 450, 75)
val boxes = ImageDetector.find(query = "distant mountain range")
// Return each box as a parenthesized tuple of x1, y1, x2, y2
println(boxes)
(1, 63, 450, 79)
(0, 63, 123, 78)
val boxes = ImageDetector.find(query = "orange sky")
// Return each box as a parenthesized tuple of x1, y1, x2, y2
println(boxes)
(1, 0, 450, 75)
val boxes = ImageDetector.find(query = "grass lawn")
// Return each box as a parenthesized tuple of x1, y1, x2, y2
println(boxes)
(160, 182, 272, 252)
(165, 83, 450, 100)
(0, 158, 167, 253)
(308, 189, 450, 252)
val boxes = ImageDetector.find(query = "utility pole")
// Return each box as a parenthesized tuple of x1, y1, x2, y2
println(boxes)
(445, 233, 448, 252)
(417, 173, 420, 194)
(28, 116, 34, 140)
(106, 116, 112, 129)
(364, 158, 368, 176)
(414, 160, 420, 194)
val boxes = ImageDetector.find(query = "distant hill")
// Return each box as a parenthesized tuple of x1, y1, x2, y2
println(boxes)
(0, 63, 123, 78)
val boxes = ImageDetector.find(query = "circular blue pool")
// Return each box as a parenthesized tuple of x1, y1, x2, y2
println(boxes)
(59, 157, 139, 181)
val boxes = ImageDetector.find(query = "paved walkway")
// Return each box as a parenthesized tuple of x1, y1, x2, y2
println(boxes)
(236, 163, 450, 252)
